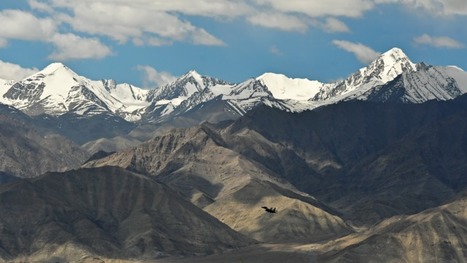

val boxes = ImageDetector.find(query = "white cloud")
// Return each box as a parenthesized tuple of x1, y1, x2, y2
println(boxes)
(248, 12, 309, 32)
(332, 40, 381, 63)
(0, 9, 56, 41)
(0, 9, 113, 61)
(133, 37, 173, 47)
(20, 0, 465, 51)
(259, 0, 467, 17)
(317, 17, 350, 33)
(6, 0, 463, 62)
(376, 0, 467, 15)
(43, 0, 226, 46)
(191, 28, 226, 46)
(440, 0, 467, 15)
(134, 0, 253, 18)
(413, 34, 465, 48)
(0, 60, 38, 80)
(48, 33, 113, 61)
(137, 65, 178, 88)
(28, 0, 55, 13)
(254, 0, 375, 18)
(28, 0, 377, 42)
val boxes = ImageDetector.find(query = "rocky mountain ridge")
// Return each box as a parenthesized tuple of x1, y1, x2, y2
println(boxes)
(76, 94, 467, 261)
(0, 167, 254, 261)
(1, 90, 467, 262)
(0, 103, 88, 178)
(87, 94, 467, 226)
(1, 48, 466, 126)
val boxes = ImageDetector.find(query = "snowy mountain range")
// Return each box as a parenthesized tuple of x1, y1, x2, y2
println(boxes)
(1, 47, 466, 124)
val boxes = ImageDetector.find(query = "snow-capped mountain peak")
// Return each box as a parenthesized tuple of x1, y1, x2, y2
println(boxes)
(357, 63, 467, 103)
(445, 66, 467, 92)
(371, 47, 416, 82)
(311, 47, 417, 101)
(39, 62, 74, 76)
(1, 47, 465, 125)
(0, 62, 83, 112)
(0, 62, 151, 119)
(348, 46, 416, 87)
(184, 69, 202, 80)
(379, 47, 408, 61)
(256, 72, 325, 101)
(149, 70, 230, 106)
(26, 62, 83, 99)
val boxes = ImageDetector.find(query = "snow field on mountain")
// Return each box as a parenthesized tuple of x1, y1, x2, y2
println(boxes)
(446, 66, 467, 92)
(256, 73, 324, 100)
(0, 47, 466, 122)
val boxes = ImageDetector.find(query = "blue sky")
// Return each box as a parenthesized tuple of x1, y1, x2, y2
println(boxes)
(0, 0, 465, 88)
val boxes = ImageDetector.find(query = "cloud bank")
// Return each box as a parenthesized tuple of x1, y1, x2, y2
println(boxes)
(137, 65, 178, 88)
(0, 0, 463, 62)
(413, 34, 465, 49)
(0, 60, 38, 80)
(332, 40, 381, 64)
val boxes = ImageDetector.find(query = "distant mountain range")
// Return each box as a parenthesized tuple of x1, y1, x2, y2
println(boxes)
(1, 48, 466, 126)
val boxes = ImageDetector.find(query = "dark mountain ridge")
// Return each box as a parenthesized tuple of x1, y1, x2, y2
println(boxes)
(223, 94, 467, 224)
(81, 94, 467, 261)
(90, 94, 467, 225)
(0, 166, 253, 261)
(0, 103, 89, 178)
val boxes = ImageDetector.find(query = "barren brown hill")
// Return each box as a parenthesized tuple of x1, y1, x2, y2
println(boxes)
(84, 125, 353, 243)
(311, 195, 467, 262)
(84, 95, 467, 260)
(0, 166, 253, 262)
(156, 195, 467, 263)
(204, 179, 352, 243)
(221, 95, 467, 225)
(0, 104, 88, 178)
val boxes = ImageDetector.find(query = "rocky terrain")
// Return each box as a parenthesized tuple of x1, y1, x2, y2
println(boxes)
(0, 167, 253, 262)
(0, 47, 466, 262)
(80, 95, 467, 261)
(84, 124, 353, 244)
(0, 104, 88, 178)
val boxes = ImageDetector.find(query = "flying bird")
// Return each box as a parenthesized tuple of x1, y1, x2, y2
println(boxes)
(261, 206, 277, 213)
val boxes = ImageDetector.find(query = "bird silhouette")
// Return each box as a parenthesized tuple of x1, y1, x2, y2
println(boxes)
(261, 206, 277, 213)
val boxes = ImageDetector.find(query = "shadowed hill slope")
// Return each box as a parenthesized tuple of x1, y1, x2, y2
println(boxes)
(222, 95, 467, 225)
(157, 195, 467, 263)
(0, 104, 88, 178)
(0, 166, 253, 262)
(84, 125, 353, 243)
(312, 195, 467, 262)
(84, 95, 467, 253)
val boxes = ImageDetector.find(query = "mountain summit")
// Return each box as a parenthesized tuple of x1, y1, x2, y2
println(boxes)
(256, 72, 325, 100)
(0, 63, 150, 118)
(39, 62, 73, 75)
(311, 47, 417, 101)
(0, 47, 465, 124)
(375, 47, 415, 80)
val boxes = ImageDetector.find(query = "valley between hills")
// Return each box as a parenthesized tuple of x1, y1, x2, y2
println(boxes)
(0, 48, 467, 262)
